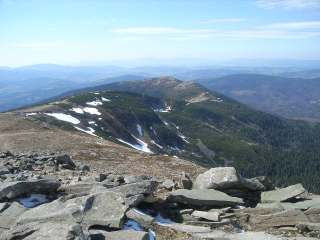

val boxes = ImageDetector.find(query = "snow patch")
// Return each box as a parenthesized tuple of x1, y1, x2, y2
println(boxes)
(71, 108, 84, 114)
(83, 107, 101, 115)
(25, 112, 37, 116)
(117, 136, 153, 153)
(151, 140, 163, 149)
(137, 124, 143, 136)
(153, 104, 172, 113)
(74, 126, 97, 136)
(101, 97, 111, 102)
(88, 121, 98, 126)
(179, 134, 190, 143)
(86, 100, 103, 106)
(45, 113, 80, 124)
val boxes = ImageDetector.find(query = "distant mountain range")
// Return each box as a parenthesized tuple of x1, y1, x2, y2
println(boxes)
(197, 74, 320, 122)
(17, 77, 320, 192)
(2, 64, 320, 122)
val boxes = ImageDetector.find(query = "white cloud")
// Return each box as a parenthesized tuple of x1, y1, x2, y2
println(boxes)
(261, 21, 320, 30)
(112, 21, 320, 40)
(256, 0, 320, 9)
(201, 18, 246, 24)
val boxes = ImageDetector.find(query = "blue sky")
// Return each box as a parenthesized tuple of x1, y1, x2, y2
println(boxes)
(0, 0, 320, 66)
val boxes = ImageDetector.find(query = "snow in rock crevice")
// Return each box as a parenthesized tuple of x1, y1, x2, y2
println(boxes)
(45, 113, 80, 124)
(117, 135, 153, 153)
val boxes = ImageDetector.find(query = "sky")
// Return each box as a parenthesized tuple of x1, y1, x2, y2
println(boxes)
(0, 0, 320, 67)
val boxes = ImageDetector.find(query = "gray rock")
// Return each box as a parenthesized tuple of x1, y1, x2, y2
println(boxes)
(305, 207, 320, 222)
(193, 230, 289, 240)
(90, 230, 148, 240)
(0, 202, 27, 231)
(1, 222, 89, 240)
(0, 166, 10, 176)
(261, 184, 307, 203)
(0, 202, 9, 212)
(193, 167, 240, 190)
(0, 179, 61, 201)
(162, 179, 175, 190)
(191, 210, 220, 222)
(249, 209, 309, 230)
(240, 177, 265, 191)
(16, 191, 127, 229)
(109, 179, 158, 206)
(123, 175, 149, 184)
(55, 154, 76, 170)
(157, 222, 211, 233)
(126, 208, 154, 228)
(82, 191, 127, 228)
(296, 222, 320, 232)
(168, 189, 243, 207)
(178, 172, 193, 189)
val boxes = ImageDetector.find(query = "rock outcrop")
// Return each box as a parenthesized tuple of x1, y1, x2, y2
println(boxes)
(1, 151, 320, 240)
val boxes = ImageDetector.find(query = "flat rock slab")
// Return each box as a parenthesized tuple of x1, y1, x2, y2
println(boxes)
(261, 184, 306, 203)
(16, 191, 127, 229)
(126, 208, 154, 228)
(0, 179, 61, 201)
(193, 230, 291, 240)
(168, 189, 243, 207)
(249, 209, 309, 231)
(296, 222, 320, 232)
(191, 210, 220, 222)
(157, 222, 211, 233)
(0, 202, 27, 230)
(90, 230, 148, 240)
(1, 222, 87, 240)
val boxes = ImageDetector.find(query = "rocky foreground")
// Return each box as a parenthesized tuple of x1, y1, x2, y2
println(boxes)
(0, 151, 320, 240)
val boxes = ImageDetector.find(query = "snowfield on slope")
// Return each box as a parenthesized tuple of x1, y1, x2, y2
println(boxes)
(45, 113, 80, 124)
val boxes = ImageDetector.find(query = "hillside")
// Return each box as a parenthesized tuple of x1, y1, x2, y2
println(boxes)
(12, 77, 320, 192)
(197, 74, 320, 122)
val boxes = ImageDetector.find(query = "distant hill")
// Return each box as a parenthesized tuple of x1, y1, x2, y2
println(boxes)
(18, 77, 320, 192)
(197, 74, 320, 122)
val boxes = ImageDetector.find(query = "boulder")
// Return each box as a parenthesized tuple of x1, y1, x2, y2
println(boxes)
(261, 184, 307, 203)
(0, 179, 61, 201)
(54, 154, 76, 170)
(193, 167, 240, 190)
(16, 191, 128, 229)
(162, 179, 175, 190)
(191, 210, 220, 222)
(168, 189, 243, 207)
(193, 167, 265, 192)
(109, 179, 158, 206)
